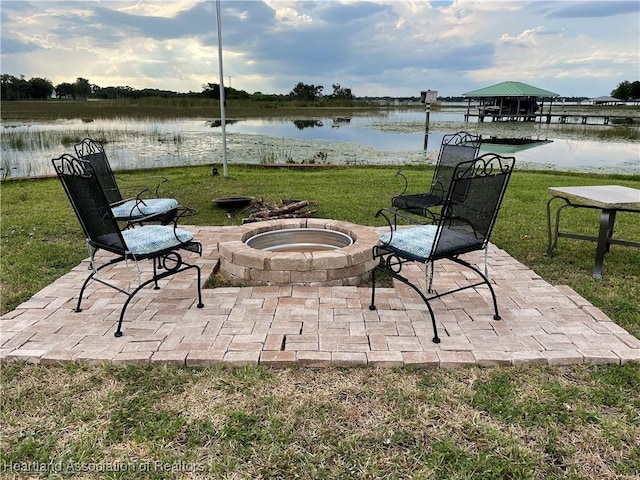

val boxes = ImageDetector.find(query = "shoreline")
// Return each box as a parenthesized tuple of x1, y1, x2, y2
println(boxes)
(2, 99, 639, 121)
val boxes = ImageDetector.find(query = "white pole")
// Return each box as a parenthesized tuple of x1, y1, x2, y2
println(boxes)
(216, 0, 228, 176)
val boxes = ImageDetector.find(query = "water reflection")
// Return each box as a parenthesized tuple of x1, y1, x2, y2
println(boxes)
(208, 119, 239, 128)
(293, 119, 324, 130)
(332, 117, 351, 127)
(1, 109, 638, 178)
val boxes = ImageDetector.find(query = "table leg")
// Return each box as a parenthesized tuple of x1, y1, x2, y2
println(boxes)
(606, 210, 617, 253)
(545, 196, 570, 256)
(593, 209, 615, 278)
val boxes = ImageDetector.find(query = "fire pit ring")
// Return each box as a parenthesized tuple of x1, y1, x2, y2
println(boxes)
(217, 219, 379, 286)
(245, 227, 353, 252)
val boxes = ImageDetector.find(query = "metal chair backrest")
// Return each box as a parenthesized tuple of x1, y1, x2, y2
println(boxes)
(429, 131, 481, 198)
(52, 154, 127, 255)
(74, 138, 123, 205)
(431, 152, 515, 259)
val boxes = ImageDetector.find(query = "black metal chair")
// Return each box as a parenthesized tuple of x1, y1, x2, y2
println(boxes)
(392, 131, 481, 219)
(370, 153, 515, 343)
(52, 154, 204, 337)
(74, 138, 178, 224)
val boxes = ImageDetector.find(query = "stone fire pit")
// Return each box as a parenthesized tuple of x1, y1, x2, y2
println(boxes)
(218, 218, 379, 286)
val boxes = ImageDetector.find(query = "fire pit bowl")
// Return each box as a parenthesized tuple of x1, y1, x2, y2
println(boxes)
(213, 196, 254, 209)
(217, 218, 379, 286)
(246, 228, 353, 252)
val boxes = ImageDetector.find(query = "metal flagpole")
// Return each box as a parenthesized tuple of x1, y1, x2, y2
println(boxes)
(216, 0, 228, 176)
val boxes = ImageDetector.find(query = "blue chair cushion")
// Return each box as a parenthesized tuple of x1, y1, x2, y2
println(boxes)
(379, 225, 438, 262)
(122, 225, 194, 255)
(111, 198, 178, 220)
(379, 225, 481, 262)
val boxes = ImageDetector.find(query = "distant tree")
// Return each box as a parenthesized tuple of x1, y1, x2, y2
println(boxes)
(55, 82, 75, 99)
(1, 75, 52, 100)
(28, 77, 54, 99)
(611, 80, 640, 100)
(202, 82, 221, 99)
(289, 82, 323, 101)
(201, 82, 250, 100)
(251, 91, 285, 102)
(227, 87, 251, 100)
(95, 86, 137, 99)
(74, 77, 92, 100)
(139, 88, 176, 98)
(1, 74, 29, 100)
(331, 83, 354, 100)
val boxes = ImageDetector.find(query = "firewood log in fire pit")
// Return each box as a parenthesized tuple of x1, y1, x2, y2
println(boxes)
(241, 199, 318, 224)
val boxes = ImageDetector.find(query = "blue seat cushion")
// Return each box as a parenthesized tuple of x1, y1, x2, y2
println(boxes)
(379, 225, 481, 262)
(379, 225, 438, 262)
(111, 198, 178, 220)
(122, 225, 194, 255)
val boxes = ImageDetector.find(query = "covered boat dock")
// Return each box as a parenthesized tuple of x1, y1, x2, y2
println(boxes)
(463, 81, 559, 123)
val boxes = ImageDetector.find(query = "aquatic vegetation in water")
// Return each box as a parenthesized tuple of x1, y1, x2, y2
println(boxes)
(258, 141, 294, 164)
(304, 150, 329, 164)
(555, 125, 639, 141)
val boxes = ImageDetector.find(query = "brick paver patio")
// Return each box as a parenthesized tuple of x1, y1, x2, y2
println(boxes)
(1, 225, 638, 367)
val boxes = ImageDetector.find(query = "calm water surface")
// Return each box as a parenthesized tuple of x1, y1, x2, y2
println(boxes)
(1, 109, 638, 178)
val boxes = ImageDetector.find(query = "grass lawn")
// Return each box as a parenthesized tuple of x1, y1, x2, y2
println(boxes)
(1, 163, 639, 479)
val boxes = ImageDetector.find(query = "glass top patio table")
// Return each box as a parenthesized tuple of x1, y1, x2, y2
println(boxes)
(546, 185, 640, 278)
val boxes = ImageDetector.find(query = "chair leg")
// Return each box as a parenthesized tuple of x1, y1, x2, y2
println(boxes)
(369, 260, 440, 344)
(385, 266, 440, 343)
(195, 264, 204, 309)
(114, 261, 204, 337)
(448, 257, 501, 320)
(114, 272, 165, 337)
(153, 258, 160, 290)
(75, 272, 95, 313)
(484, 246, 488, 279)
(369, 265, 378, 311)
(75, 257, 124, 312)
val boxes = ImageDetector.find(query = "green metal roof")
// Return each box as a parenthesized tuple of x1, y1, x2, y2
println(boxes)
(463, 81, 560, 98)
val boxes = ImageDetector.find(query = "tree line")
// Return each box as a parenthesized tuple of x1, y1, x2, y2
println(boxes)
(2, 73, 638, 102)
(0, 74, 355, 103)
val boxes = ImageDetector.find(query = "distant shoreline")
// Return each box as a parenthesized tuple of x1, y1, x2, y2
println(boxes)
(2, 99, 639, 122)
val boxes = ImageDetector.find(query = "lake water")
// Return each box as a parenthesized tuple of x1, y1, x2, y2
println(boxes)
(1, 109, 638, 178)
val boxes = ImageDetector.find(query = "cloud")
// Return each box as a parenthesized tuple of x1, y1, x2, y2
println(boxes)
(0, 35, 41, 55)
(0, 0, 638, 97)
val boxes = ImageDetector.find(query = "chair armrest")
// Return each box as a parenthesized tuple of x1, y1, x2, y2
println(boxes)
(171, 207, 201, 253)
(394, 170, 409, 196)
(109, 196, 137, 208)
(171, 206, 199, 226)
(122, 205, 197, 230)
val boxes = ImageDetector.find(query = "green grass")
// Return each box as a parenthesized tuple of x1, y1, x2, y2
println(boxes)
(1, 162, 639, 479)
(0, 98, 394, 121)
(1, 363, 638, 479)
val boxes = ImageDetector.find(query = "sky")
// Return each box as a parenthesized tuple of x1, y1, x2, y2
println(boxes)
(1, 0, 639, 98)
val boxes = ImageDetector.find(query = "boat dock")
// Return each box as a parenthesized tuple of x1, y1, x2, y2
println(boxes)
(465, 111, 639, 125)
